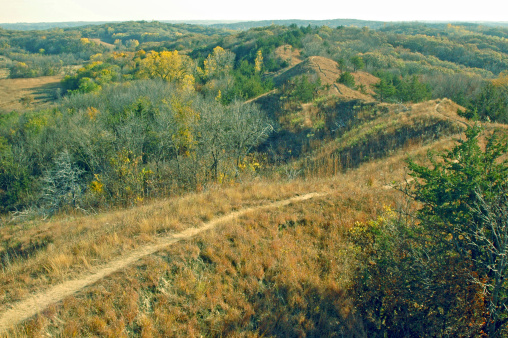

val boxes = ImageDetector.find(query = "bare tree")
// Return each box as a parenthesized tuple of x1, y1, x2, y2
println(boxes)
(40, 149, 84, 215)
(469, 187, 508, 337)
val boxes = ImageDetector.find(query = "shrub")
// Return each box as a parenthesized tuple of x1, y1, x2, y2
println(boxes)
(351, 125, 508, 336)
(40, 150, 84, 215)
(407, 125, 508, 336)
(337, 71, 356, 88)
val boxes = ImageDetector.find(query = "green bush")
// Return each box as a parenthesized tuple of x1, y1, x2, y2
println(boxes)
(407, 125, 508, 336)
(351, 125, 508, 336)
(337, 71, 356, 88)
(0, 137, 32, 212)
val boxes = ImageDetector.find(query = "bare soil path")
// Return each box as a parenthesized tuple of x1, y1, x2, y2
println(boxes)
(0, 192, 323, 333)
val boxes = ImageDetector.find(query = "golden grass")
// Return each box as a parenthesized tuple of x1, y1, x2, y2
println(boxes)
(0, 69, 8, 80)
(3, 172, 399, 337)
(2, 117, 454, 335)
(0, 75, 62, 112)
(294, 98, 471, 179)
(0, 179, 339, 313)
(0, 146, 412, 336)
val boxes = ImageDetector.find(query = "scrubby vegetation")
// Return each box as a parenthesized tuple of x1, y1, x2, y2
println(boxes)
(1, 19, 508, 337)
(350, 125, 508, 336)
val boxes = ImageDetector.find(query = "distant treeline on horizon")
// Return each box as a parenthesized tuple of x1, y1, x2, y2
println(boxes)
(1, 19, 508, 31)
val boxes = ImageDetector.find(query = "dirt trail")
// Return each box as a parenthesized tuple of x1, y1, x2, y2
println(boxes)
(0, 192, 324, 333)
(434, 99, 469, 128)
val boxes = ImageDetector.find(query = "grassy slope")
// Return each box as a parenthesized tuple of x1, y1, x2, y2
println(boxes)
(1, 166, 399, 337)
(0, 75, 62, 112)
(2, 108, 507, 335)
(298, 98, 469, 176)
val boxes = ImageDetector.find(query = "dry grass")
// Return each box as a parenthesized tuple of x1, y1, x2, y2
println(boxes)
(0, 69, 8, 80)
(351, 71, 379, 95)
(2, 170, 400, 337)
(296, 98, 470, 178)
(0, 75, 62, 112)
(1, 126, 491, 335)
(272, 55, 376, 102)
(1, 115, 440, 335)
(0, 179, 339, 314)
(273, 44, 302, 67)
(2, 89, 507, 335)
(90, 39, 115, 50)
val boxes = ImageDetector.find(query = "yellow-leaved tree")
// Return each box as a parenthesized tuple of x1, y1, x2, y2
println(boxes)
(139, 50, 193, 84)
(169, 97, 200, 157)
(202, 46, 235, 79)
(254, 49, 263, 73)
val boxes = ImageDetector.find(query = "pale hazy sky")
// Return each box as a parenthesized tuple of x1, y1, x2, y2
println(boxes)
(0, 0, 506, 24)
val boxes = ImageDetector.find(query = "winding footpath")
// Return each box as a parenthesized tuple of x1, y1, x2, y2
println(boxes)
(0, 192, 323, 333)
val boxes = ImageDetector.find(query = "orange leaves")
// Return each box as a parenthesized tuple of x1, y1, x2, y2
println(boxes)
(86, 107, 99, 121)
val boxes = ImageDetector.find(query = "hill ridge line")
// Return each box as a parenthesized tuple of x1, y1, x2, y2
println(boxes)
(0, 192, 325, 334)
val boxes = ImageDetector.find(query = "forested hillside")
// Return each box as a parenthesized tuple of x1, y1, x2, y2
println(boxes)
(1, 20, 508, 337)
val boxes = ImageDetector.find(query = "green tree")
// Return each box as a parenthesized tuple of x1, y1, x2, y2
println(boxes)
(352, 126, 508, 336)
(374, 78, 396, 102)
(398, 75, 431, 102)
(407, 125, 508, 337)
(469, 81, 508, 123)
(337, 71, 356, 88)
(281, 75, 321, 104)
(351, 55, 364, 72)
(336, 58, 346, 71)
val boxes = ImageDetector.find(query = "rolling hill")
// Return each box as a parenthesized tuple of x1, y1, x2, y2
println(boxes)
(1, 19, 508, 337)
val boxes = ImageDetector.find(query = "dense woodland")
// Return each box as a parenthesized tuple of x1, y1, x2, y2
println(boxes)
(1, 20, 508, 336)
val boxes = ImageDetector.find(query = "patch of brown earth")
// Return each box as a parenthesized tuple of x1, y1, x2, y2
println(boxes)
(90, 38, 115, 50)
(273, 56, 378, 102)
(274, 44, 302, 67)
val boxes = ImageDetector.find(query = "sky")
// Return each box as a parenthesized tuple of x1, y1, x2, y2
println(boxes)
(1, 0, 507, 24)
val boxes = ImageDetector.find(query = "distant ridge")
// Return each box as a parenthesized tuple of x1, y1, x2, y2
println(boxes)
(210, 19, 508, 31)
(0, 20, 238, 31)
(1, 19, 508, 32)
(210, 19, 388, 30)
(0, 21, 116, 31)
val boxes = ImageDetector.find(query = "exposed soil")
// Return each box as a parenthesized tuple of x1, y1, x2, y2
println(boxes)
(90, 38, 116, 50)
(272, 55, 378, 102)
